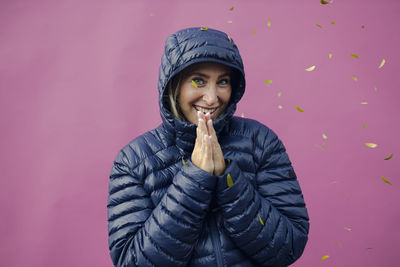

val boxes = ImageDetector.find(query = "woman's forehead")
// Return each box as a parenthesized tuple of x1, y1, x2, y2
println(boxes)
(183, 62, 232, 76)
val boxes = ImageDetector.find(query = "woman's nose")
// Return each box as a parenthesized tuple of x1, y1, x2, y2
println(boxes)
(203, 85, 218, 105)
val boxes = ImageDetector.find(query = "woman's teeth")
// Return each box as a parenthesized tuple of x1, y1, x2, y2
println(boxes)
(194, 106, 217, 114)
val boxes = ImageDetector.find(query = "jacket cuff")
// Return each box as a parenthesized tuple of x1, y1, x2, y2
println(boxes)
(182, 158, 217, 190)
(216, 159, 245, 198)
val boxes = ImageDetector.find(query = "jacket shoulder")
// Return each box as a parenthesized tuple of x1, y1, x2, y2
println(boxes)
(229, 116, 278, 143)
(114, 124, 174, 171)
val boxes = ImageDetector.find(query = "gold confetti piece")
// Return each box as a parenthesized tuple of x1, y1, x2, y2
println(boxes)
(322, 143, 326, 149)
(360, 102, 368, 104)
(259, 215, 264, 225)
(351, 77, 358, 81)
(365, 247, 373, 250)
(200, 27, 209, 31)
(331, 21, 335, 25)
(342, 226, 352, 231)
(322, 134, 328, 140)
(227, 20, 233, 24)
(252, 30, 256, 34)
(321, 255, 330, 261)
(378, 59, 386, 69)
(329, 53, 333, 59)
(227, 173, 233, 187)
(362, 25, 365, 29)
(182, 157, 189, 166)
(227, 35, 231, 41)
(267, 18, 271, 27)
(381, 176, 392, 185)
(277, 92, 282, 97)
(296, 106, 304, 112)
(362, 124, 367, 129)
(365, 142, 377, 148)
(229, 6, 234, 11)
(241, 113, 244, 118)
(305, 65, 316, 71)
(227, 158, 231, 164)
(265, 80, 272, 85)
(316, 24, 322, 28)
(278, 105, 283, 109)
(191, 80, 198, 88)
(350, 53, 359, 59)
(384, 153, 393, 160)
(321, 0, 333, 4)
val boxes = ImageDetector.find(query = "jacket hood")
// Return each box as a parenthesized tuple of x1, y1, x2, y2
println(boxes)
(158, 27, 246, 155)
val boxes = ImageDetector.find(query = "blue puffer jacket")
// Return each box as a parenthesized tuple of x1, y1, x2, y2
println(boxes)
(107, 27, 309, 267)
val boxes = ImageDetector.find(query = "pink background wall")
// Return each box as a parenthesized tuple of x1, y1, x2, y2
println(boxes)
(1, 0, 399, 266)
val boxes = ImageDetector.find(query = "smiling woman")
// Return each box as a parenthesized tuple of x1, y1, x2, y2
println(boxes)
(107, 27, 309, 267)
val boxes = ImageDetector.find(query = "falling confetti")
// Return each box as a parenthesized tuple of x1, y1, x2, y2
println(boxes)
(227, 35, 231, 41)
(365, 248, 373, 250)
(305, 65, 316, 71)
(241, 113, 244, 118)
(365, 142, 377, 148)
(350, 53, 359, 59)
(381, 176, 392, 185)
(378, 59, 386, 69)
(191, 80, 198, 88)
(331, 21, 335, 25)
(374, 86, 378, 92)
(362, 124, 367, 129)
(322, 134, 328, 140)
(265, 80, 272, 85)
(321, 0, 334, 4)
(361, 25, 365, 29)
(322, 143, 326, 149)
(351, 77, 358, 81)
(296, 106, 304, 112)
(267, 18, 271, 27)
(258, 215, 264, 225)
(182, 157, 189, 166)
(342, 226, 352, 231)
(360, 102, 368, 104)
(278, 105, 283, 109)
(321, 255, 330, 261)
(329, 53, 333, 59)
(227, 20, 233, 24)
(229, 6, 234, 11)
(277, 92, 282, 97)
(316, 24, 322, 28)
(384, 153, 393, 160)
(252, 30, 257, 34)
(227, 173, 233, 187)
(200, 27, 209, 31)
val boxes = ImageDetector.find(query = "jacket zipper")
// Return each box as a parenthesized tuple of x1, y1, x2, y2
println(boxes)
(209, 214, 224, 267)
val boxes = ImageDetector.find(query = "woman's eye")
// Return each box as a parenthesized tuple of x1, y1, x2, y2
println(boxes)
(218, 79, 230, 85)
(192, 78, 204, 86)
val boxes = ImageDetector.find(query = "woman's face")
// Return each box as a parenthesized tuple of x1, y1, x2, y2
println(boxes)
(178, 62, 232, 125)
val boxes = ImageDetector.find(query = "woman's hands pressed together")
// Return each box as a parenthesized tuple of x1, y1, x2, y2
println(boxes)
(191, 111, 226, 176)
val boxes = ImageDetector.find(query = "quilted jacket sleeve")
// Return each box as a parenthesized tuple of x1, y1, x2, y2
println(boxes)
(107, 147, 216, 267)
(215, 126, 309, 267)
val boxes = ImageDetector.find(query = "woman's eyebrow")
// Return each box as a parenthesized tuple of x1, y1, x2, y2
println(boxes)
(189, 72, 231, 78)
